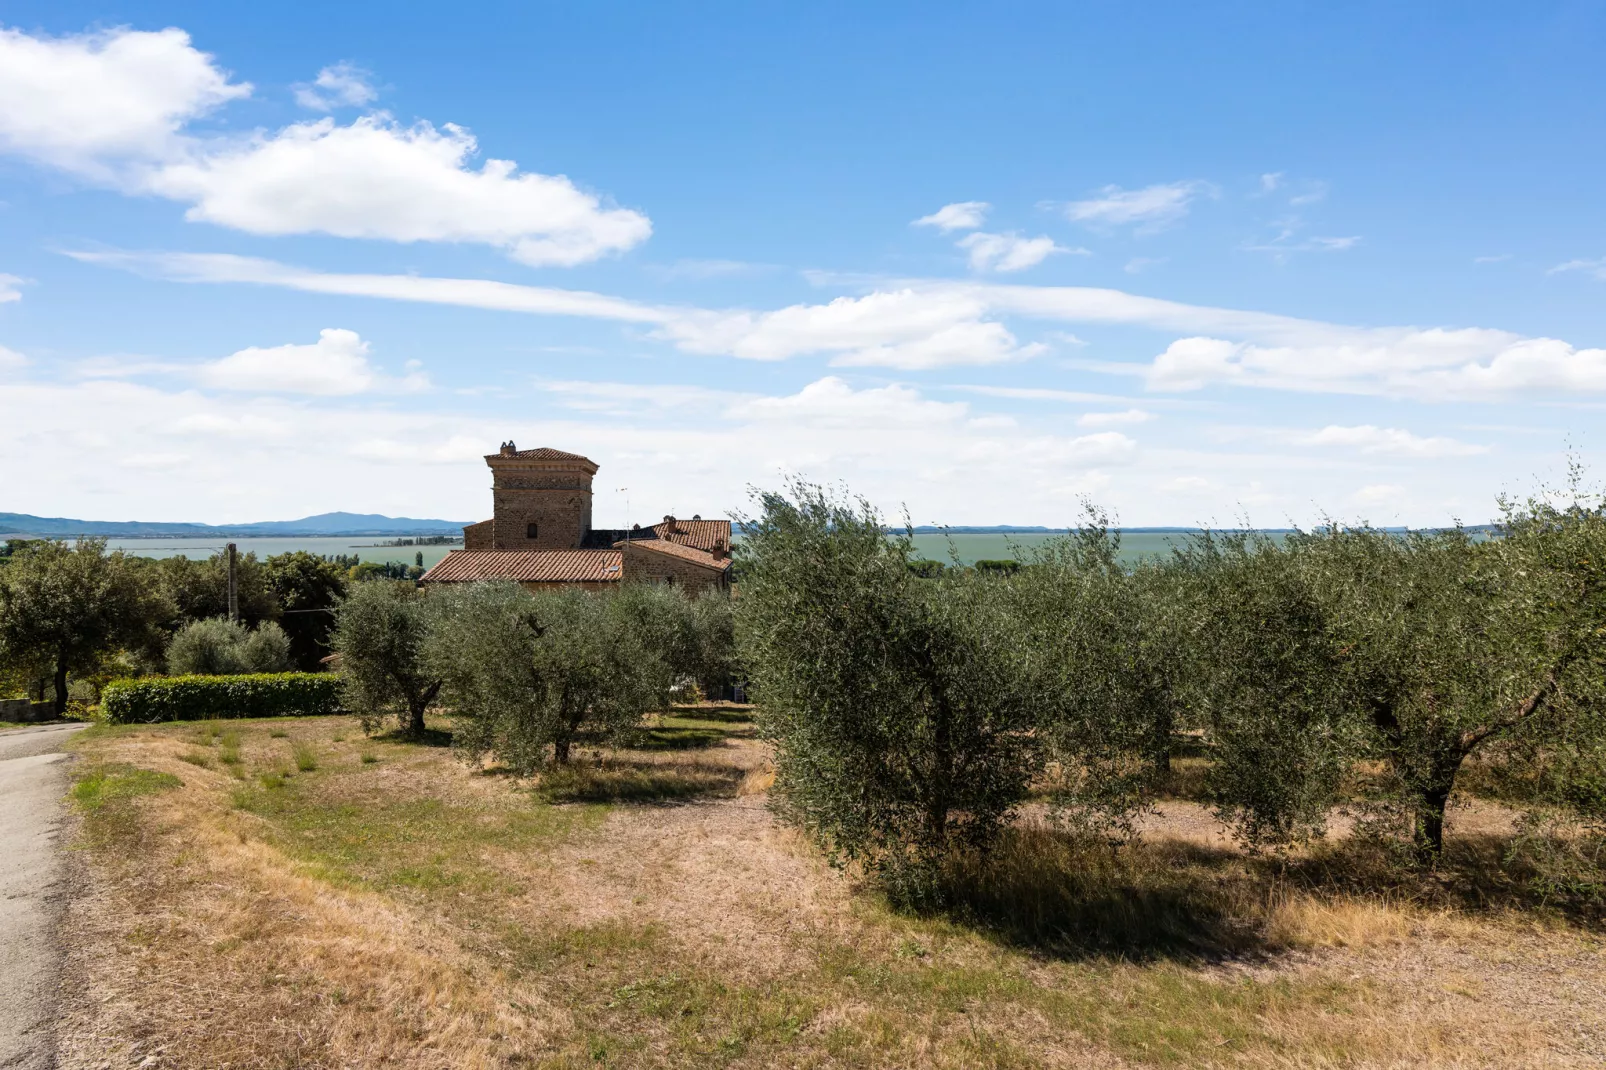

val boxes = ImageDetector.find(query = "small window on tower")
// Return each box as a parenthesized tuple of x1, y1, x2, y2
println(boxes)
(526, 523, 539, 539)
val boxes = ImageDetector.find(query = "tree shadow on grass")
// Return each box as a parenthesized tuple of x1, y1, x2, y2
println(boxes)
(1279, 829, 1606, 928)
(933, 826, 1266, 963)
(669, 706, 755, 725)
(625, 724, 732, 752)
(370, 725, 454, 748)
(533, 756, 744, 805)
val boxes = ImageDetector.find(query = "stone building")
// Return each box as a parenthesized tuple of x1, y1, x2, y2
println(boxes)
(419, 444, 732, 594)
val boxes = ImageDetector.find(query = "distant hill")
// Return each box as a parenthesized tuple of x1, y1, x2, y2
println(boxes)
(0, 511, 471, 538)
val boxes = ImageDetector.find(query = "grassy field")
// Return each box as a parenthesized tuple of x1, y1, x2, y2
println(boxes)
(56, 708, 1606, 1068)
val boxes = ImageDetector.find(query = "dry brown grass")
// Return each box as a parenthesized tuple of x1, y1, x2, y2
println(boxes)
(53, 709, 1606, 1069)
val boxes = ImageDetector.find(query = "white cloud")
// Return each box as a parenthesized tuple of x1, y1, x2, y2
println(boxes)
(956, 232, 1071, 273)
(144, 116, 651, 266)
(0, 344, 26, 370)
(0, 26, 249, 176)
(913, 201, 990, 231)
(1551, 258, 1606, 281)
(1124, 257, 1165, 274)
(1242, 228, 1360, 256)
(197, 328, 426, 395)
(1078, 409, 1154, 428)
(75, 251, 1606, 400)
(0, 27, 646, 267)
(1293, 425, 1487, 458)
(0, 274, 23, 303)
(1065, 180, 1208, 231)
(1145, 331, 1606, 400)
(742, 376, 970, 429)
(1259, 173, 1284, 194)
(658, 289, 1044, 369)
(293, 62, 376, 110)
(1352, 484, 1406, 507)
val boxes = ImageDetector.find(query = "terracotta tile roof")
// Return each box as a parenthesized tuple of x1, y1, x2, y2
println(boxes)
(485, 446, 596, 463)
(420, 549, 622, 584)
(645, 518, 731, 552)
(620, 538, 731, 572)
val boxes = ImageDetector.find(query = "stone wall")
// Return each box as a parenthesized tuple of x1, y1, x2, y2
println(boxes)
(0, 698, 54, 723)
(619, 543, 729, 594)
(463, 519, 494, 549)
(488, 462, 595, 550)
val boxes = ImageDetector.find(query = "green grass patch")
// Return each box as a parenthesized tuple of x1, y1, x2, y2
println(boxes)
(292, 741, 318, 772)
(72, 764, 183, 812)
(233, 777, 607, 899)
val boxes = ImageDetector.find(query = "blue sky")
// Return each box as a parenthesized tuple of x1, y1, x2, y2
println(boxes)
(1, 2, 1603, 528)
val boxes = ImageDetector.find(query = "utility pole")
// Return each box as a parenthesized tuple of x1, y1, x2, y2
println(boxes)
(227, 542, 239, 623)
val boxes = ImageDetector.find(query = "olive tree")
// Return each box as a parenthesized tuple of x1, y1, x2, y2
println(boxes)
(0, 538, 164, 716)
(736, 481, 1039, 897)
(332, 581, 443, 738)
(1307, 499, 1606, 859)
(429, 582, 665, 773)
(1180, 531, 1357, 848)
(166, 617, 293, 675)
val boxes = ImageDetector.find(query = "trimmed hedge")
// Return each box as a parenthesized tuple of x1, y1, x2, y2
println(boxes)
(101, 673, 343, 724)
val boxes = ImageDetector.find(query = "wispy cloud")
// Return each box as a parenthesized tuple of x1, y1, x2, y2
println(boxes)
(292, 62, 377, 110)
(73, 249, 1606, 400)
(956, 232, 1075, 273)
(912, 201, 990, 231)
(0, 273, 24, 303)
(1077, 408, 1154, 428)
(1550, 258, 1606, 280)
(1292, 424, 1487, 458)
(1064, 180, 1210, 232)
(1124, 256, 1166, 274)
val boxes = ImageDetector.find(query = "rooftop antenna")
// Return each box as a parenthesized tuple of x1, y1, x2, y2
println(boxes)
(615, 487, 630, 539)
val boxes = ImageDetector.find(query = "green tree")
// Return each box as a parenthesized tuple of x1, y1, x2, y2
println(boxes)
(1309, 505, 1606, 858)
(150, 551, 278, 627)
(165, 617, 293, 675)
(264, 552, 348, 670)
(736, 481, 1039, 899)
(430, 582, 665, 772)
(1180, 531, 1357, 848)
(332, 581, 443, 738)
(0, 539, 165, 715)
(1012, 511, 1188, 835)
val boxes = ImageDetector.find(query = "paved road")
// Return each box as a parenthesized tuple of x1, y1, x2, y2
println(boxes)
(0, 722, 86, 1070)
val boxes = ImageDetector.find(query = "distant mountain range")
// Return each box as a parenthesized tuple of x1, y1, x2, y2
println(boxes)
(0, 512, 471, 538)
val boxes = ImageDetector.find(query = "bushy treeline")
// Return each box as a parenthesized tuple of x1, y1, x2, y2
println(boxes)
(332, 580, 736, 771)
(0, 539, 351, 713)
(737, 479, 1606, 900)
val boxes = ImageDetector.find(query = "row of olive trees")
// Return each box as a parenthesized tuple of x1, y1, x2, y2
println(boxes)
(333, 580, 735, 772)
(735, 479, 1606, 898)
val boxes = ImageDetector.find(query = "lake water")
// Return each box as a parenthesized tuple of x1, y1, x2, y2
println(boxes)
(84, 530, 1208, 569)
(93, 536, 462, 568)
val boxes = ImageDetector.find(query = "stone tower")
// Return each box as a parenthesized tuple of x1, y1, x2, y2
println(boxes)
(485, 444, 597, 550)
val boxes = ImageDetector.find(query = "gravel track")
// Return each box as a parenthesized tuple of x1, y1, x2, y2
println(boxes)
(0, 723, 86, 1070)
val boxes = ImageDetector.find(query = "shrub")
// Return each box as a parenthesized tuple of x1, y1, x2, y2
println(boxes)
(166, 617, 293, 675)
(101, 673, 343, 724)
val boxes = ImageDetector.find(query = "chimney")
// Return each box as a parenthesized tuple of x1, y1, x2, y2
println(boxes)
(500, 440, 516, 456)
(662, 514, 678, 535)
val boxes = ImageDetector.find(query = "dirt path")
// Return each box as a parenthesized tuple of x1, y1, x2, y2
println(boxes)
(0, 723, 86, 1070)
